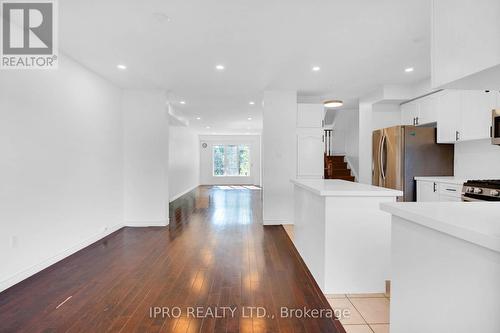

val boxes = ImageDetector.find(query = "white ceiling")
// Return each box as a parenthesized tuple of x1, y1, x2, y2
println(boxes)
(59, 0, 431, 133)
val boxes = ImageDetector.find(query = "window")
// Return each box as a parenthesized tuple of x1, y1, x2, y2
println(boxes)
(213, 144, 250, 177)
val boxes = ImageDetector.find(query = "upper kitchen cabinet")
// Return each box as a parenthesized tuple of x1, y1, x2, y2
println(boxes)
(296, 128, 324, 178)
(460, 90, 497, 141)
(297, 103, 324, 128)
(400, 93, 440, 126)
(436, 90, 461, 143)
(431, 0, 500, 89)
(436, 89, 498, 143)
(296, 103, 324, 179)
(401, 101, 418, 126)
(418, 92, 440, 125)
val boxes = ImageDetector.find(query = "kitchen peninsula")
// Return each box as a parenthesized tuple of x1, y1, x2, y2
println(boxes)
(381, 202, 500, 333)
(291, 179, 402, 294)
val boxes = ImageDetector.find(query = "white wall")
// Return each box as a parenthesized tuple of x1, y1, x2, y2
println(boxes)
(0, 56, 123, 291)
(262, 91, 297, 225)
(358, 102, 402, 184)
(199, 135, 261, 185)
(358, 102, 373, 184)
(372, 104, 402, 129)
(169, 125, 200, 201)
(454, 139, 500, 179)
(123, 90, 169, 227)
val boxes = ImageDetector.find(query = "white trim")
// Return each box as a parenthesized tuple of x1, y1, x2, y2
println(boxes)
(169, 184, 199, 202)
(263, 219, 293, 225)
(125, 220, 169, 227)
(0, 224, 123, 293)
(345, 156, 359, 181)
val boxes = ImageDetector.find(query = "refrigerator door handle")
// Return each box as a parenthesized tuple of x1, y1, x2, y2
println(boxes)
(379, 134, 386, 181)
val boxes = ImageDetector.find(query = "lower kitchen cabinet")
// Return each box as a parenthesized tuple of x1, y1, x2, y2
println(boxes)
(416, 180, 440, 202)
(416, 178, 464, 202)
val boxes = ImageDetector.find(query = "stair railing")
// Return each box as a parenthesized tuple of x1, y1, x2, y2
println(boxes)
(324, 129, 333, 156)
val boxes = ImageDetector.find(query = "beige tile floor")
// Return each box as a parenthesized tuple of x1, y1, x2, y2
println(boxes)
(282, 225, 391, 333)
(326, 293, 390, 333)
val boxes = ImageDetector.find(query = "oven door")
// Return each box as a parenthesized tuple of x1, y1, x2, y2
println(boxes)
(462, 195, 483, 202)
(492, 109, 500, 145)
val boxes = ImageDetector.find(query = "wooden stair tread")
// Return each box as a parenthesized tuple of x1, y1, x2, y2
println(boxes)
(324, 155, 355, 181)
(330, 175, 355, 182)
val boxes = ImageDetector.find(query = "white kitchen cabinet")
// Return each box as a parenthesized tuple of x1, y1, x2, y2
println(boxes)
(435, 89, 497, 143)
(296, 128, 324, 178)
(297, 103, 324, 128)
(416, 180, 440, 202)
(431, 0, 500, 88)
(416, 178, 464, 202)
(436, 90, 461, 143)
(401, 94, 439, 127)
(460, 90, 497, 141)
(417, 93, 439, 125)
(401, 101, 418, 126)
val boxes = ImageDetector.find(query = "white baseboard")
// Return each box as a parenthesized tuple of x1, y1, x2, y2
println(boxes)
(0, 223, 123, 293)
(125, 220, 169, 227)
(263, 219, 292, 225)
(169, 184, 199, 202)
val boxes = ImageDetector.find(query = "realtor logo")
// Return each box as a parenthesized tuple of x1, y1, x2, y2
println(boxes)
(1, 0, 58, 69)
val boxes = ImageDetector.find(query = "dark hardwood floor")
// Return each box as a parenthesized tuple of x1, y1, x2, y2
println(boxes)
(0, 186, 345, 333)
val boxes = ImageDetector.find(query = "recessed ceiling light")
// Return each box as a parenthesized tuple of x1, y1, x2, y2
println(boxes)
(249, 101, 255, 105)
(196, 117, 201, 120)
(404, 67, 414, 73)
(206, 126, 210, 129)
(152, 12, 171, 23)
(180, 101, 186, 105)
(247, 117, 252, 121)
(215, 64, 225, 71)
(117, 64, 127, 70)
(312, 66, 321, 72)
(324, 100, 343, 108)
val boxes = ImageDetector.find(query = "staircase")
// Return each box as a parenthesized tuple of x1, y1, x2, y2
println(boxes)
(323, 129, 355, 182)
(324, 155, 355, 182)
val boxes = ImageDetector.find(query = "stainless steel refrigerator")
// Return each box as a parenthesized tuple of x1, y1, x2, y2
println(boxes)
(372, 126, 454, 202)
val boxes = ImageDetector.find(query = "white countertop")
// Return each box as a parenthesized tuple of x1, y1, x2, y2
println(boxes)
(291, 179, 403, 197)
(381, 202, 500, 252)
(414, 176, 466, 185)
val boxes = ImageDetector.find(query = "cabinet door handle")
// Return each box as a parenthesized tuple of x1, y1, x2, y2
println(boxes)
(415, 117, 419, 125)
(456, 131, 460, 141)
(433, 182, 437, 193)
(413, 117, 416, 126)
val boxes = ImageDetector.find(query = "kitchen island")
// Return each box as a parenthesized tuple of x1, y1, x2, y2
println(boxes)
(381, 202, 500, 333)
(291, 179, 402, 294)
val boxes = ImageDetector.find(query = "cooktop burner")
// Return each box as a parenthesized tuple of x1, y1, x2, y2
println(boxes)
(462, 179, 500, 201)
(464, 179, 500, 189)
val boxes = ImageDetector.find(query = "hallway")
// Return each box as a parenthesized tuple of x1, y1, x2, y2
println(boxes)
(0, 186, 343, 333)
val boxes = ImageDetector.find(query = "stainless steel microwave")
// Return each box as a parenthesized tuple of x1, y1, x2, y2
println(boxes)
(493, 109, 500, 145)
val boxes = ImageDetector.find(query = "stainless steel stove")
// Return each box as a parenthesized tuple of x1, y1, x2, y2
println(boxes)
(462, 180, 500, 202)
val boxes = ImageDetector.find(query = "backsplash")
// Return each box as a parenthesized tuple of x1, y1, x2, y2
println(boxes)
(454, 139, 500, 179)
